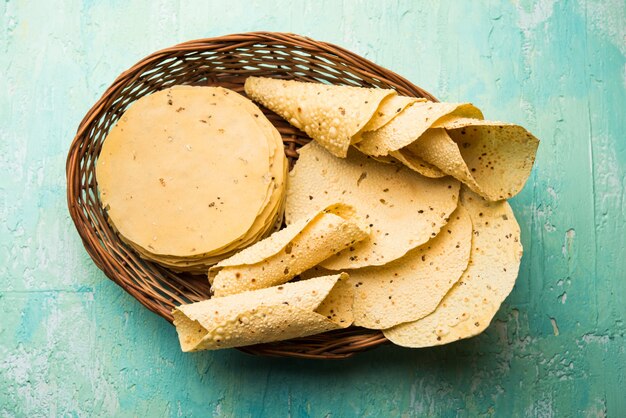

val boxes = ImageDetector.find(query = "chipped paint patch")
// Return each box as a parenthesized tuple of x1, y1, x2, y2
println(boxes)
(562, 229, 575, 257)
(550, 317, 560, 336)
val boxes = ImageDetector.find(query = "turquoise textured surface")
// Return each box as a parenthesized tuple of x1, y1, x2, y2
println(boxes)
(1, 1, 625, 416)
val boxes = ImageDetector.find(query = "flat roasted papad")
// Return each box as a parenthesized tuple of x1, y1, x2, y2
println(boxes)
(302, 205, 472, 330)
(286, 141, 460, 269)
(173, 273, 353, 351)
(96, 86, 286, 272)
(244, 77, 394, 158)
(383, 187, 523, 347)
(209, 204, 368, 297)
(348, 205, 471, 329)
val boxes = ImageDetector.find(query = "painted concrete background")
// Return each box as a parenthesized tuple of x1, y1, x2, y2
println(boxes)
(1, 0, 625, 416)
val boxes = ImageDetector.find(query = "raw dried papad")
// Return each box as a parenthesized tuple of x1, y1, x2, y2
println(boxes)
(173, 273, 353, 351)
(96, 85, 286, 271)
(286, 142, 460, 269)
(141, 121, 287, 271)
(244, 77, 394, 158)
(357, 101, 483, 156)
(210, 204, 368, 297)
(383, 187, 523, 347)
(120, 156, 287, 273)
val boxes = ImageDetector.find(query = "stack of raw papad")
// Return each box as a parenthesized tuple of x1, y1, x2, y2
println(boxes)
(96, 86, 287, 273)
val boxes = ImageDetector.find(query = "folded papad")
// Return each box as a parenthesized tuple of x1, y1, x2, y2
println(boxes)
(209, 204, 368, 297)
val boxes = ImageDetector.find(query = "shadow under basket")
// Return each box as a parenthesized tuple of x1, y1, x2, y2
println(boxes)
(66, 32, 438, 359)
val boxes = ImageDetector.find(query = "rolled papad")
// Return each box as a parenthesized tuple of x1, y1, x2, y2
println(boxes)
(209, 204, 368, 297)
(244, 77, 394, 158)
(383, 187, 523, 347)
(173, 273, 353, 351)
(352, 150, 401, 165)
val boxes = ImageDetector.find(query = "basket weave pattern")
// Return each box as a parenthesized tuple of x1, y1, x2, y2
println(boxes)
(66, 32, 437, 359)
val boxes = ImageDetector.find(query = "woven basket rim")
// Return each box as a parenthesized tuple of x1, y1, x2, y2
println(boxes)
(66, 31, 437, 359)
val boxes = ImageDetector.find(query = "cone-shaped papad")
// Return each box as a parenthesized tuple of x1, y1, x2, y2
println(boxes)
(244, 77, 394, 158)
(286, 142, 460, 270)
(357, 100, 484, 156)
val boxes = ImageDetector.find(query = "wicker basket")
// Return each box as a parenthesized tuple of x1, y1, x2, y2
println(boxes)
(66, 32, 437, 359)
